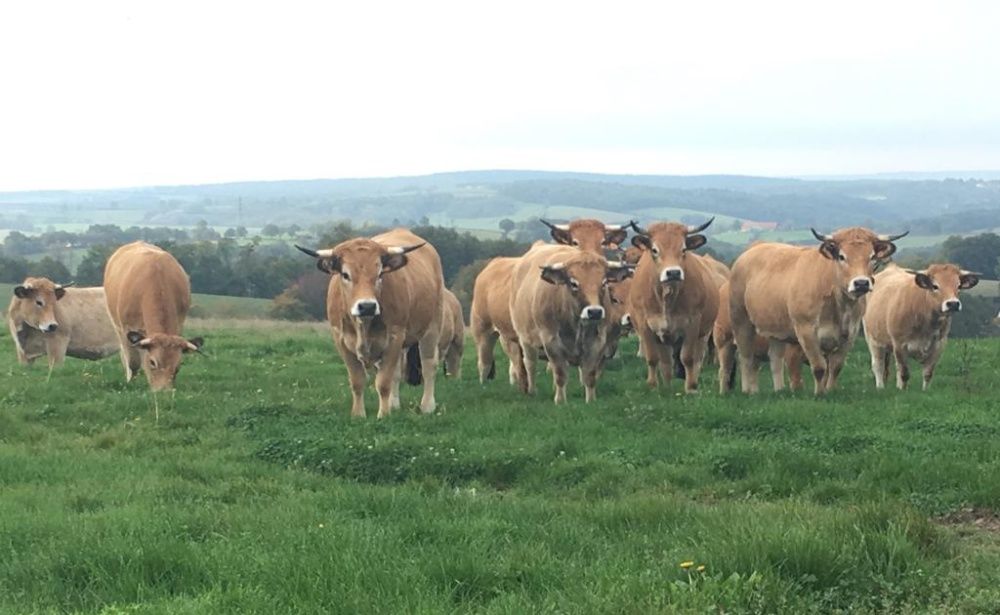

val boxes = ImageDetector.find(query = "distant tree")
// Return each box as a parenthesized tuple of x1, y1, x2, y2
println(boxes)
(261, 223, 281, 237)
(31, 256, 71, 282)
(235, 226, 248, 239)
(939, 233, 1000, 276)
(498, 218, 515, 239)
(0, 256, 29, 283)
(224, 228, 237, 239)
(75, 245, 116, 286)
(3, 231, 33, 256)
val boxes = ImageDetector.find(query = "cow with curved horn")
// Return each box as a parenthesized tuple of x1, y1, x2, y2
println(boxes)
(728, 226, 907, 395)
(296, 228, 445, 418)
(7, 278, 119, 371)
(540, 218, 633, 253)
(626, 218, 720, 392)
(863, 263, 978, 390)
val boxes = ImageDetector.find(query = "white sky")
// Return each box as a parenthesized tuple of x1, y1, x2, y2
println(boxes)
(1, 0, 999, 191)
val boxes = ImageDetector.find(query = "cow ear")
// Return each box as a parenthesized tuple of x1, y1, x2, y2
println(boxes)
(317, 255, 341, 275)
(126, 331, 146, 346)
(631, 235, 652, 251)
(54, 287, 67, 300)
(548, 226, 574, 246)
(818, 241, 839, 260)
(604, 228, 628, 248)
(13, 286, 30, 298)
(606, 265, 634, 284)
(381, 252, 409, 273)
(873, 240, 897, 260)
(959, 272, 980, 289)
(912, 272, 935, 290)
(540, 265, 569, 286)
(184, 337, 204, 353)
(685, 234, 707, 251)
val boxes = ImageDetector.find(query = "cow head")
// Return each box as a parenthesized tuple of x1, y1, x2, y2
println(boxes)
(296, 239, 425, 319)
(812, 227, 907, 298)
(907, 264, 979, 314)
(629, 218, 713, 284)
(126, 331, 203, 391)
(540, 219, 632, 253)
(10, 277, 73, 333)
(539, 253, 633, 323)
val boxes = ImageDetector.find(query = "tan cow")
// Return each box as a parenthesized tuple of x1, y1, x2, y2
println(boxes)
(627, 219, 719, 392)
(863, 263, 979, 390)
(510, 244, 632, 403)
(471, 256, 524, 385)
(7, 278, 119, 370)
(296, 228, 444, 418)
(440, 289, 465, 378)
(714, 280, 804, 393)
(104, 242, 203, 391)
(728, 227, 906, 394)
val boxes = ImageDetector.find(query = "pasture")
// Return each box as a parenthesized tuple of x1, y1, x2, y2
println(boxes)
(3, 321, 1000, 613)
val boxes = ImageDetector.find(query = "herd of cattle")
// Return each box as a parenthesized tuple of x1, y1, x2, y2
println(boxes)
(5, 219, 981, 417)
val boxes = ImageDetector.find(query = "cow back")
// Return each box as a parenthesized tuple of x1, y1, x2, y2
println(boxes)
(104, 241, 191, 335)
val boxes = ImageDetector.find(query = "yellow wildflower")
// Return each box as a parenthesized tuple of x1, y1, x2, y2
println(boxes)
(696, 565, 706, 572)
(680, 561, 694, 569)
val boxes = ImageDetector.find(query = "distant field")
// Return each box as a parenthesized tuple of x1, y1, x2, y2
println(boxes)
(3, 322, 1000, 611)
(0, 283, 273, 320)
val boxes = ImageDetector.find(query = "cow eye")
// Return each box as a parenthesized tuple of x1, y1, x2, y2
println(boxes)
(932, 283, 940, 291)
(571, 239, 580, 246)
(651, 247, 660, 257)
(35, 300, 44, 307)
(837, 253, 847, 262)
(569, 279, 580, 291)
(149, 358, 158, 369)
(341, 272, 352, 282)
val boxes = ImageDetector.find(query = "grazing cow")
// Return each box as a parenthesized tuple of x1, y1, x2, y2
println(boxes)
(510, 244, 632, 403)
(440, 289, 465, 378)
(863, 263, 979, 390)
(714, 280, 804, 393)
(728, 227, 906, 394)
(297, 229, 445, 418)
(7, 278, 119, 370)
(540, 219, 631, 252)
(104, 242, 203, 391)
(470, 256, 524, 384)
(627, 219, 720, 392)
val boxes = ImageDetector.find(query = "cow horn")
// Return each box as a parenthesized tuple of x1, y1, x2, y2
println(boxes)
(540, 219, 570, 232)
(811, 228, 832, 242)
(387, 242, 426, 255)
(877, 231, 909, 242)
(604, 223, 624, 231)
(629, 221, 648, 235)
(686, 217, 715, 234)
(960, 270, 982, 277)
(56, 282, 75, 289)
(295, 245, 334, 258)
(186, 341, 201, 352)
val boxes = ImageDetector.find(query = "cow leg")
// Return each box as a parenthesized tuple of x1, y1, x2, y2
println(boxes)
(784, 345, 804, 391)
(869, 341, 888, 389)
(892, 345, 910, 390)
(389, 361, 402, 410)
(768, 339, 787, 392)
(680, 336, 708, 393)
(659, 342, 677, 387)
(500, 337, 523, 387)
(716, 333, 736, 394)
(474, 328, 498, 384)
(636, 327, 660, 388)
(921, 342, 944, 391)
(374, 342, 405, 419)
(417, 334, 439, 414)
(338, 344, 368, 418)
(733, 323, 760, 394)
(551, 359, 569, 404)
(446, 338, 463, 379)
(793, 325, 828, 395)
(117, 333, 141, 382)
(520, 344, 538, 395)
(824, 348, 849, 392)
(580, 364, 599, 402)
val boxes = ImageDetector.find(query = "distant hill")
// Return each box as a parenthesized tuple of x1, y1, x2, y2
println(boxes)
(1, 170, 999, 236)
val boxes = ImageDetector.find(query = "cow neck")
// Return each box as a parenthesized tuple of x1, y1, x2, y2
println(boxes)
(140, 282, 180, 335)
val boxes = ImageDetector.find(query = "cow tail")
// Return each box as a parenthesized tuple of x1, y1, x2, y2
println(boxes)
(405, 344, 423, 386)
(728, 355, 738, 387)
(486, 359, 496, 380)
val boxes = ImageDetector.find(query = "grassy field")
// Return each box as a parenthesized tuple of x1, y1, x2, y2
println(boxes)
(3, 321, 1000, 613)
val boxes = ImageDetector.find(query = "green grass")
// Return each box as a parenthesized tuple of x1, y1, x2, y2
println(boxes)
(0, 283, 272, 320)
(3, 322, 1000, 613)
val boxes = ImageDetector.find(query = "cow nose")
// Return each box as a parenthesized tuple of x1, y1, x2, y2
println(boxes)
(44, 323, 58, 332)
(584, 306, 605, 320)
(850, 277, 871, 294)
(660, 267, 684, 282)
(945, 300, 962, 312)
(352, 299, 380, 317)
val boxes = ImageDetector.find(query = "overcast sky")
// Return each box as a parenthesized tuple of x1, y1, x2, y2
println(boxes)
(1, 0, 999, 191)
